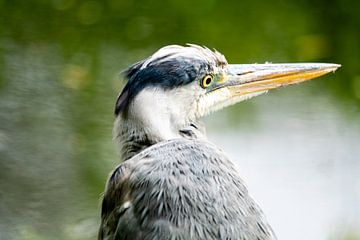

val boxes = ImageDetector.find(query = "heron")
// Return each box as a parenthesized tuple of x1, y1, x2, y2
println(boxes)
(98, 44, 340, 240)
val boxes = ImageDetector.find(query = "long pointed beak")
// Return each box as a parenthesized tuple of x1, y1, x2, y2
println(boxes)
(197, 62, 340, 118)
(222, 63, 341, 96)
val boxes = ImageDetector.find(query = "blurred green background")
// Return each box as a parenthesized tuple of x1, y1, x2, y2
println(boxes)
(0, 0, 359, 239)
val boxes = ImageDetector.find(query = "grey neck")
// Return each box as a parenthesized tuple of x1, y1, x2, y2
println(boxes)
(114, 116, 206, 161)
(114, 118, 154, 161)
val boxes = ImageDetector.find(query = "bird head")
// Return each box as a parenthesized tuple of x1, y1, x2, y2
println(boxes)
(115, 44, 340, 143)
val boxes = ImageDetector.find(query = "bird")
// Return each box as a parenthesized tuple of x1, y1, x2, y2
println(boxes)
(98, 44, 340, 240)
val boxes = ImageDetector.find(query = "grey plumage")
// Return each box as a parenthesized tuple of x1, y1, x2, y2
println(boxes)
(99, 138, 275, 240)
(98, 44, 339, 240)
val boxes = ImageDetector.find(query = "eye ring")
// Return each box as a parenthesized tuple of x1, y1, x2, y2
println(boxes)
(201, 75, 213, 88)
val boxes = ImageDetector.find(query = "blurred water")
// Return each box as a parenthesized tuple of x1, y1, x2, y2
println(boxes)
(0, 44, 359, 240)
(207, 88, 360, 240)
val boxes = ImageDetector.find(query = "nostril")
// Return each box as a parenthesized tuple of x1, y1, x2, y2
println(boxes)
(237, 71, 254, 76)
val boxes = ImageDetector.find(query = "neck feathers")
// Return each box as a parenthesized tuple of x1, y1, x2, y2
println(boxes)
(113, 116, 206, 161)
(113, 117, 154, 161)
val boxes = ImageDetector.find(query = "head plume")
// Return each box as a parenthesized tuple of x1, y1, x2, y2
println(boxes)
(115, 44, 227, 115)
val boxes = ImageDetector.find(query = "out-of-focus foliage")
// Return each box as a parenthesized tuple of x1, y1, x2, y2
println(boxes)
(0, 0, 359, 239)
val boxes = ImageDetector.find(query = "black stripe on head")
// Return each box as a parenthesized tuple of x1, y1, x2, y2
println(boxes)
(115, 58, 208, 115)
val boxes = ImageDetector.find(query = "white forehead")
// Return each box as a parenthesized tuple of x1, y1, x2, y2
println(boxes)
(140, 44, 227, 70)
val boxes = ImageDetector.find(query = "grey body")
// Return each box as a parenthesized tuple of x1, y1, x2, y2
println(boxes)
(99, 138, 275, 240)
(98, 44, 339, 240)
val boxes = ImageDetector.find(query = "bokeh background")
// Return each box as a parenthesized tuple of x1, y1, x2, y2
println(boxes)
(0, 0, 359, 239)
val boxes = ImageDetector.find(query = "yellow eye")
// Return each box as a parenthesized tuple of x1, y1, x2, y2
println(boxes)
(201, 75, 213, 88)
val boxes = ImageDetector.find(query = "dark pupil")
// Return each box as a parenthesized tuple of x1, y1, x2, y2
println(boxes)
(205, 77, 212, 85)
